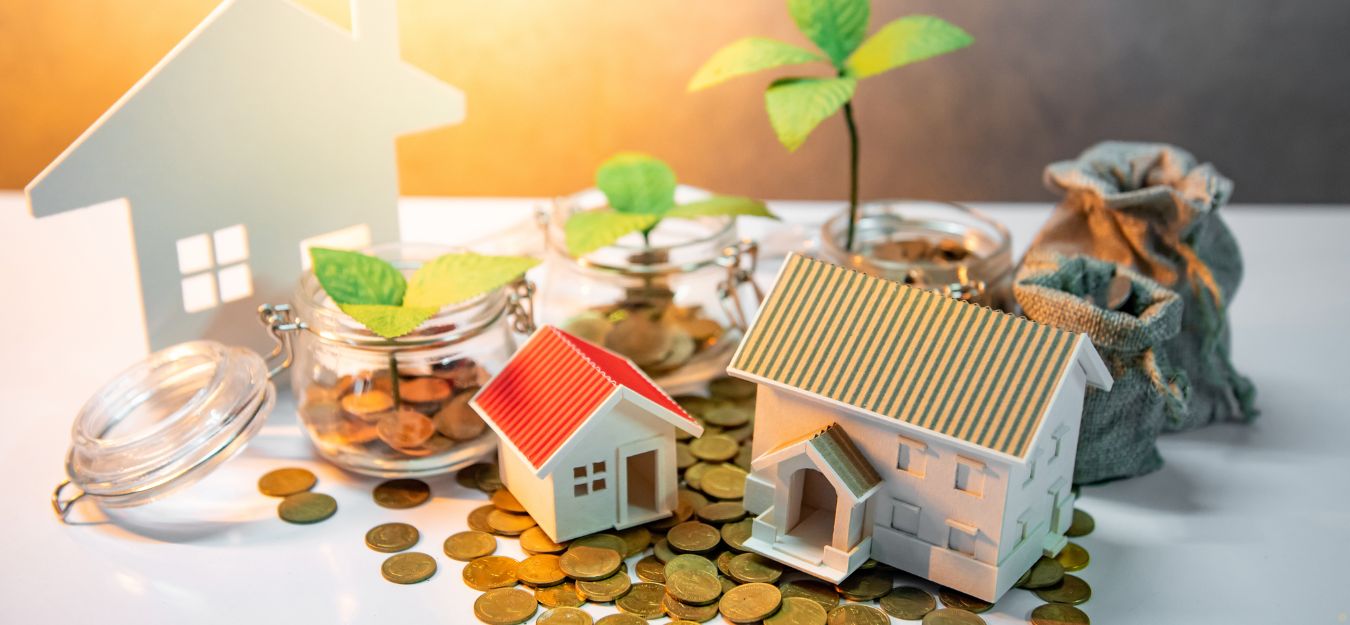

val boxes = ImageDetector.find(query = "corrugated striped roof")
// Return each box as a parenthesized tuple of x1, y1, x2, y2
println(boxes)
(730, 254, 1082, 459)
(808, 425, 882, 499)
(474, 326, 693, 472)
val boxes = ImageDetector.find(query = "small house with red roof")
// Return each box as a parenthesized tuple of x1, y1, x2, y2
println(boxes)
(471, 326, 703, 541)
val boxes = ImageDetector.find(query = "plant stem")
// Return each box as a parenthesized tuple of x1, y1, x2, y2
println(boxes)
(388, 351, 401, 406)
(842, 100, 861, 253)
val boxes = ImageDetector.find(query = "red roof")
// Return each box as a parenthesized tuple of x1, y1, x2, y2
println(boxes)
(472, 326, 694, 472)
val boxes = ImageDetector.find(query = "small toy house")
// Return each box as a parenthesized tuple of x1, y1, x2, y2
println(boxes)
(472, 326, 703, 542)
(729, 254, 1112, 601)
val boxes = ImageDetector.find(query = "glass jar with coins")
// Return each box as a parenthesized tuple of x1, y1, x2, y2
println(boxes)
(283, 242, 534, 477)
(820, 200, 1014, 310)
(538, 188, 763, 392)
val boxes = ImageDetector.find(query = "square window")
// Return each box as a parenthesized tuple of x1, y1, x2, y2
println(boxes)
(891, 499, 920, 534)
(574, 483, 588, 497)
(176, 234, 213, 275)
(573, 466, 587, 479)
(896, 435, 926, 476)
(213, 224, 249, 264)
(1050, 425, 1070, 462)
(592, 478, 606, 492)
(947, 521, 978, 557)
(593, 461, 606, 474)
(1024, 452, 1038, 487)
(181, 273, 218, 313)
(299, 223, 372, 269)
(955, 458, 985, 497)
(1018, 509, 1033, 543)
(217, 263, 253, 303)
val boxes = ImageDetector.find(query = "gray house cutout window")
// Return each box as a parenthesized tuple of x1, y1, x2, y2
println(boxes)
(176, 224, 252, 313)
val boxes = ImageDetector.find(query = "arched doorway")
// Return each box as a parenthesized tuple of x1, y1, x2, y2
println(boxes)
(785, 468, 837, 553)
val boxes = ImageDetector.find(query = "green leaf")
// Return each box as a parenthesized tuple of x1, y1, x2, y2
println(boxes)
(564, 209, 662, 257)
(309, 247, 405, 305)
(595, 152, 677, 215)
(788, 0, 870, 67)
(404, 253, 540, 309)
(846, 15, 973, 79)
(688, 37, 825, 91)
(666, 196, 778, 220)
(337, 303, 440, 339)
(764, 76, 857, 151)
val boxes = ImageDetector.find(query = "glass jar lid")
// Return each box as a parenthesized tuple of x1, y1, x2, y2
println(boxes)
(57, 340, 275, 513)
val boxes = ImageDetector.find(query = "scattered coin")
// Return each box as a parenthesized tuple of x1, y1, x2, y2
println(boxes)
(257, 467, 317, 497)
(652, 537, 677, 563)
(697, 501, 747, 524)
(938, 587, 993, 613)
(521, 526, 568, 554)
(666, 569, 722, 605)
(518, 554, 567, 587)
(922, 607, 987, 625)
(538, 606, 594, 625)
(635, 555, 666, 583)
(571, 533, 628, 557)
(617, 526, 652, 557)
(709, 376, 756, 400)
(765, 596, 828, 625)
(380, 552, 437, 584)
(728, 553, 784, 584)
(665, 553, 719, 579)
(615, 582, 667, 619)
(467, 504, 495, 532)
(668, 521, 722, 553)
(690, 435, 739, 463)
(1066, 509, 1095, 537)
(457, 462, 492, 491)
(462, 555, 520, 591)
(475, 462, 504, 492)
(703, 404, 751, 428)
(491, 488, 528, 513)
(535, 580, 585, 608)
(1055, 542, 1090, 572)
(721, 519, 753, 551)
(372, 478, 430, 509)
(487, 509, 538, 536)
(720, 582, 782, 623)
(662, 592, 721, 622)
(576, 570, 632, 603)
(1029, 603, 1091, 625)
(595, 614, 647, 625)
(365, 522, 419, 553)
(880, 585, 937, 620)
(559, 545, 623, 581)
(700, 466, 748, 500)
(474, 587, 538, 625)
(1034, 574, 1091, 605)
(1017, 557, 1066, 589)
(277, 491, 337, 524)
(779, 579, 841, 612)
(826, 603, 889, 625)
(837, 570, 891, 601)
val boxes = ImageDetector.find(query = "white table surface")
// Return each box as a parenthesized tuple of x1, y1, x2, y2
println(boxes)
(1, 192, 1347, 624)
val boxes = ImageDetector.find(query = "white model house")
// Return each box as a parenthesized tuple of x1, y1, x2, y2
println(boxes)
(472, 326, 704, 542)
(729, 254, 1111, 601)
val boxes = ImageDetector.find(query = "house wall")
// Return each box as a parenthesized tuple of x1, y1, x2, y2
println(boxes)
(496, 441, 559, 539)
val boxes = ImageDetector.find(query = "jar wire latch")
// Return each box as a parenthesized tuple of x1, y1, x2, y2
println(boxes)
(507, 278, 537, 335)
(258, 303, 303, 379)
(716, 239, 764, 332)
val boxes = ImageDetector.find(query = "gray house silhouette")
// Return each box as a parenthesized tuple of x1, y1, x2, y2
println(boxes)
(26, 0, 464, 353)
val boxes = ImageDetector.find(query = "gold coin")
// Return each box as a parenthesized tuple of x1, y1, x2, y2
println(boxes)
(650, 329, 697, 373)
(721, 519, 753, 551)
(616, 582, 667, 619)
(921, 607, 986, 625)
(1034, 574, 1091, 605)
(365, 522, 419, 553)
(635, 555, 666, 583)
(701, 466, 748, 500)
(617, 526, 652, 557)
(605, 313, 673, 367)
(666, 569, 722, 605)
(1030, 603, 1091, 625)
(521, 526, 569, 554)
(709, 376, 756, 400)
(572, 533, 629, 557)
(1055, 542, 1090, 572)
(576, 570, 632, 603)
(1018, 557, 1066, 589)
(435, 392, 487, 440)
(728, 553, 784, 584)
(837, 570, 891, 601)
(444, 530, 497, 561)
(696, 501, 747, 524)
(476, 462, 504, 492)
(826, 604, 889, 625)
(377, 409, 436, 450)
(456, 462, 491, 491)
(372, 478, 430, 509)
(668, 521, 722, 553)
(880, 586, 936, 620)
(682, 461, 717, 490)
(401, 376, 451, 404)
(535, 580, 585, 608)
(675, 443, 696, 469)
(1066, 509, 1095, 537)
(665, 553, 719, 579)
(765, 596, 828, 625)
(468, 504, 496, 532)
(518, 554, 567, 587)
(652, 537, 677, 563)
(673, 395, 718, 418)
(703, 404, 751, 428)
(257, 467, 317, 497)
(341, 389, 394, 418)
(487, 509, 538, 536)
(595, 615, 647, 625)
(715, 551, 736, 577)
(689, 435, 740, 463)
(462, 555, 520, 591)
(937, 587, 993, 613)
(537, 606, 594, 625)
(559, 545, 623, 581)
(380, 552, 436, 584)
(779, 579, 840, 612)
(277, 492, 337, 524)
(491, 488, 528, 513)
(720, 583, 782, 623)
(662, 592, 721, 622)
(473, 587, 538, 625)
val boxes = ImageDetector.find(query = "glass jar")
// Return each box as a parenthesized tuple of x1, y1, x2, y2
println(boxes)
(284, 242, 534, 477)
(538, 188, 761, 393)
(820, 201, 1014, 309)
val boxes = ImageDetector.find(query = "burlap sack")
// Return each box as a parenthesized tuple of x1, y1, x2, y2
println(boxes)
(1016, 253, 1186, 484)
(1029, 141, 1256, 430)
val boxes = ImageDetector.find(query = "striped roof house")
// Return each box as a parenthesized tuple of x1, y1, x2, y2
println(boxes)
(473, 326, 702, 475)
(729, 254, 1110, 461)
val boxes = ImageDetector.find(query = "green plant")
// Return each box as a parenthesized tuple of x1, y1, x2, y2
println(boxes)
(689, 0, 972, 252)
(563, 152, 777, 257)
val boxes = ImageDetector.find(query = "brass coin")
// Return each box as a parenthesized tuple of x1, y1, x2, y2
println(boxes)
(827, 604, 889, 625)
(689, 435, 739, 463)
(444, 530, 497, 561)
(662, 592, 721, 622)
(571, 533, 629, 556)
(922, 607, 986, 625)
(468, 504, 496, 532)
(665, 553, 719, 579)
(535, 580, 585, 608)
(401, 376, 451, 404)
(709, 376, 756, 400)
(380, 551, 436, 584)
(457, 462, 492, 491)
(700, 466, 748, 500)
(765, 596, 828, 625)
(277, 492, 337, 524)
(1018, 556, 1066, 589)
(521, 526, 569, 554)
(463, 555, 520, 591)
(635, 555, 667, 583)
(487, 509, 538, 536)
(715, 551, 736, 577)
(605, 313, 673, 367)
(538, 606, 594, 625)
(377, 409, 436, 449)
(559, 545, 623, 581)
(1029, 603, 1091, 625)
(703, 404, 751, 428)
(1055, 542, 1090, 572)
(618, 526, 653, 557)
(1066, 509, 1095, 537)
(258, 467, 317, 497)
(938, 587, 993, 613)
(666, 569, 722, 606)
(727, 552, 783, 584)
(1034, 574, 1091, 605)
(616, 582, 667, 619)
(837, 570, 891, 601)
(473, 587, 538, 625)
(341, 390, 394, 418)
(576, 570, 632, 603)
(683, 462, 717, 490)
(668, 521, 721, 553)
(365, 522, 419, 553)
(491, 488, 528, 513)
(779, 579, 840, 612)
(518, 554, 568, 587)
(719, 575, 738, 594)
(720, 582, 782, 623)
(678, 488, 709, 513)
(434, 392, 487, 440)
(696, 501, 747, 524)
(652, 537, 677, 563)
(476, 462, 504, 492)
(675, 443, 696, 469)
(721, 519, 753, 551)
(372, 478, 430, 509)
(595, 615, 647, 625)
(880, 585, 937, 620)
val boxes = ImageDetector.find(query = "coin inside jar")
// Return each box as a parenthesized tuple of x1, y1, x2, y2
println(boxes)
(340, 390, 394, 419)
(559, 545, 623, 581)
(380, 551, 437, 584)
(257, 467, 317, 497)
(720, 582, 782, 623)
(372, 478, 431, 509)
(277, 491, 337, 524)
(365, 522, 420, 553)
(444, 530, 497, 561)
(473, 587, 538, 625)
(377, 408, 436, 449)
(400, 377, 451, 404)
(435, 392, 488, 440)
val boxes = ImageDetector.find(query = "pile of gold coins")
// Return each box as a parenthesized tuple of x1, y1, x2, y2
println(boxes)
(869, 237, 973, 265)
(563, 302, 726, 376)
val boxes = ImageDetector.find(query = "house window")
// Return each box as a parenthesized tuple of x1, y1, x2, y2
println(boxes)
(954, 457, 985, 497)
(176, 224, 253, 313)
(1016, 508, 1033, 545)
(891, 499, 921, 535)
(1024, 451, 1039, 487)
(896, 435, 927, 477)
(946, 519, 978, 557)
(572, 460, 608, 496)
(574, 483, 588, 497)
(1050, 425, 1070, 462)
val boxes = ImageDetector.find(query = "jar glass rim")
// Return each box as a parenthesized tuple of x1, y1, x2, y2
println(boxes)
(820, 200, 1012, 274)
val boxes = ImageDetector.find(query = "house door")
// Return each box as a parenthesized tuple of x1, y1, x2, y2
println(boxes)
(616, 436, 664, 527)
(778, 468, 837, 562)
